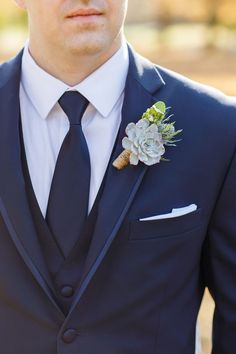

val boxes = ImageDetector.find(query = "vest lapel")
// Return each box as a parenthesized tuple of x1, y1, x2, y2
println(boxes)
(69, 47, 166, 313)
(0, 53, 64, 318)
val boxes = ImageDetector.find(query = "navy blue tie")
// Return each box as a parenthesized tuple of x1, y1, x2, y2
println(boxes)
(46, 91, 90, 257)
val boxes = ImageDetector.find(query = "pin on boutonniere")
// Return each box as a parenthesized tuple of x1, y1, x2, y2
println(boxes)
(113, 101, 182, 170)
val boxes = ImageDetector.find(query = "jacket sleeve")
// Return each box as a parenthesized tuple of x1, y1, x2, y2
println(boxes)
(204, 147, 236, 354)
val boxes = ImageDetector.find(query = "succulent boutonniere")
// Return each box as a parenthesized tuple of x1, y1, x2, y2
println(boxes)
(113, 101, 182, 170)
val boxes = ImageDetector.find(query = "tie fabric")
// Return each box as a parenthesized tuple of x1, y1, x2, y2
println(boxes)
(46, 91, 90, 257)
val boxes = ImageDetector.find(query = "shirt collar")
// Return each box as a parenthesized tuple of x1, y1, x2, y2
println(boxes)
(21, 41, 129, 119)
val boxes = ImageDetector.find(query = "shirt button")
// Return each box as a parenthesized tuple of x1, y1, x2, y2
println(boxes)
(60, 285, 74, 298)
(62, 329, 78, 343)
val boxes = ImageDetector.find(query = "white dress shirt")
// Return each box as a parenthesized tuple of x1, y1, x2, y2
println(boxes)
(20, 43, 129, 216)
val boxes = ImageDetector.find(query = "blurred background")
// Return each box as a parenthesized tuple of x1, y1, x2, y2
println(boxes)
(0, 0, 236, 96)
(1, 0, 236, 353)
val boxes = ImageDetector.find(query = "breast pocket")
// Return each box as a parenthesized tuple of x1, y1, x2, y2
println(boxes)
(129, 209, 203, 241)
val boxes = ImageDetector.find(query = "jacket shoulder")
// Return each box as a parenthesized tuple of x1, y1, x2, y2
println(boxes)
(155, 64, 236, 113)
(0, 51, 23, 88)
(150, 63, 236, 160)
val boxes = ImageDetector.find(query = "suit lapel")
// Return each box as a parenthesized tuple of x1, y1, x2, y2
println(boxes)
(0, 53, 64, 317)
(69, 47, 166, 313)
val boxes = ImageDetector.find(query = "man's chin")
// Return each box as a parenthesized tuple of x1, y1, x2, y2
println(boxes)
(65, 38, 109, 57)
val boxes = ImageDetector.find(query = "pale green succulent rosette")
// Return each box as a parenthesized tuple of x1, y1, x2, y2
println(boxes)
(113, 101, 182, 170)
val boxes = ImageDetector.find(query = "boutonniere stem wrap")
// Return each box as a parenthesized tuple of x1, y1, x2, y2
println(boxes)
(113, 101, 182, 170)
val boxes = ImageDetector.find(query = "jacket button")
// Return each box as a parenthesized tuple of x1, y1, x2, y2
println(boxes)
(62, 329, 78, 343)
(60, 286, 74, 298)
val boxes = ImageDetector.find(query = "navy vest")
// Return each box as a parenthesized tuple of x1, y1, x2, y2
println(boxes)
(20, 125, 110, 315)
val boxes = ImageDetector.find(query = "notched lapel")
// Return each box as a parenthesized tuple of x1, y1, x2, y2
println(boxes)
(70, 47, 166, 312)
(0, 53, 63, 317)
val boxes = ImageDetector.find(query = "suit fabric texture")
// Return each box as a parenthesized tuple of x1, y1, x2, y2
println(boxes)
(0, 46, 236, 354)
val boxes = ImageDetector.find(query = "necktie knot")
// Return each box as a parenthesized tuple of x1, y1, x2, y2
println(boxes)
(59, 91, 89, 125)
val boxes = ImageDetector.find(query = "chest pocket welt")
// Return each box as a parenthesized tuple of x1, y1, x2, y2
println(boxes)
(129, 208, 203, 241)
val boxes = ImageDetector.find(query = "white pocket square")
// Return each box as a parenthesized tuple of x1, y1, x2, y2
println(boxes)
(139, 204, 198, 221)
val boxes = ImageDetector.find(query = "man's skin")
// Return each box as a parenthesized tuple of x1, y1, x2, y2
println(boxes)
(15, 0, 128, 85)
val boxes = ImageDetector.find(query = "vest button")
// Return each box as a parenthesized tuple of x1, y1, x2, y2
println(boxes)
(60, 285, 74, 298)
(62, 329, 78, 343)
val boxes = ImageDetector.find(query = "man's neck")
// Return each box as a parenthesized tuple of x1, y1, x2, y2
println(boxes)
(28, 38, 123, 86)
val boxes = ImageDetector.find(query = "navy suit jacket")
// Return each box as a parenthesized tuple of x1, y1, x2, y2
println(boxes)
(0, 46, 236, 354)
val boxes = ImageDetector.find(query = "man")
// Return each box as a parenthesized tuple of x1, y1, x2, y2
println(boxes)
(0, 0, 236, 353)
